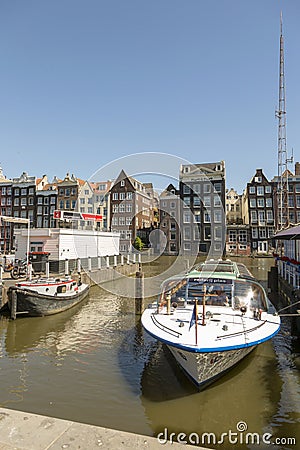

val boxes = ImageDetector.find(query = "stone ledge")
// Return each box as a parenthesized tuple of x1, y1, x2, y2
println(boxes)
(0, 407, 203, 449)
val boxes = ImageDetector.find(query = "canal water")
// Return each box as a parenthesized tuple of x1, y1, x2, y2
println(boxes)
(0, 257, 299, 449)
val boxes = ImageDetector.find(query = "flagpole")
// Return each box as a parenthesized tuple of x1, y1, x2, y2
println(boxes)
(195, 296, 198, 345)
(202, 284, 206, 327)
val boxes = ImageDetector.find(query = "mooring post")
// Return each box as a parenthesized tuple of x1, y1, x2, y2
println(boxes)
(45, 261, 50, 278)
(106, 256, 110, 269)
(127, 254, 130, 265)
(88, 256, 92, 272)
(113, 255, 117, 267)
(65, 259, 69, 276)
(121, 255, 124, 266)
(11, 290, 17, 320)
(135, 264, 144, 315)
(28, 263, 33, 281)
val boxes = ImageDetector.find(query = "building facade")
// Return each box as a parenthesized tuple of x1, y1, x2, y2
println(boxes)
(0, 167, 13, 253)
(179, 161, 226, 256)
(242, 169, 275, 254)
(159, 184, 180, 255)
(110, 170, 156, 253)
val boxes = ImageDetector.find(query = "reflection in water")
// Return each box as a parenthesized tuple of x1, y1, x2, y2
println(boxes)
(0, 257, 299, 449)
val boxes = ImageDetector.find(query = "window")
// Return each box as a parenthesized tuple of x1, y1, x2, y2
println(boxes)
(204, 211, 211, 222)
(266, 198, 272, 207)
(80, 198, 85, 204)
(127, 192, 132, 200)
(214, 195, 222, 207)
(229, 230, 236, 242)
(113, 205, 118, 213)
(183, 184, 190, 194)
(265, 186, 271, 193)
(214, 183, 221, 193)
(257, 198, 264, 208)
(126, 204, 132, 212)
(252, 227, 258, 238)
(184, 197, 191, 207)
(120, 180, 125, 187)
(250, 198, 256, 208)
(267, 210, 273, 222)
(51, 197, 56, 204)
(214, 210, 222, 222)
(203, 196, 211, 207)
(183, 212, 190, 223)
(21, 188, 27, 196)
(119, 217, 125, 226)
(249, 186, 255, 194)
(113, 193, 118, 200)
(14, 198, 19, 206)
(258, 211, 265, 224)
(119, 203, 125, 213)
(84, 190, 89, 195)
(257, 186, 264, 196)
(184, 227, 191, 240)
(193, 196, 200, 206)
(251, 211, 257, 223)
(65, 200, 70, 209)
(120, 193, 125, 200)
(239, 230, 247, 243)
(193, 184, 200, 193)
(59, 200, 64, 209)
(203, 183, 211, 194)
(65, 188, 70, 196)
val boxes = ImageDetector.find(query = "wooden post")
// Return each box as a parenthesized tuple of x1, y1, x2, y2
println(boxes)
(121, 255, 124, 266)
(135, 268, 144, 315)
(127, 254, 130, 265)
(114, 255, 117, 267)
(77, 258, 81, 273)
(45, 261, 50, 278)
(11, 290, 17, 320)
(65, 259, 69, 276)
(106, 256, 110, 268)
(28, 263, 33, 281)
(88, 257, 92, 272)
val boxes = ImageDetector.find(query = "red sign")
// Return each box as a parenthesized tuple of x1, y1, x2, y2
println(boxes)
(53, 210, 102, 221)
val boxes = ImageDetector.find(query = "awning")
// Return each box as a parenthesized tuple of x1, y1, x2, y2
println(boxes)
(0, 216, 29, 224)
(273, 224, 300, 240)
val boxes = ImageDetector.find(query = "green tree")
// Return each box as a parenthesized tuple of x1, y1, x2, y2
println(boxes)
(133, 236, 144, 251)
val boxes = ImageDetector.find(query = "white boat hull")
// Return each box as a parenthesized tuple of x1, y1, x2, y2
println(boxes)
(167, 344, 256, 388)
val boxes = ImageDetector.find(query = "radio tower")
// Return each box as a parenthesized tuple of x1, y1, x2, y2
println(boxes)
(276, 12, 292, 230)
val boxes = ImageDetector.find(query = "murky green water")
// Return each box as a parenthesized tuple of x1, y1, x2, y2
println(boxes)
(0, 257, 299, 449)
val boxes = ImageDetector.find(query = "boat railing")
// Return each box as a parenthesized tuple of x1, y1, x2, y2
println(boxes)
(151, 314, 182, 338)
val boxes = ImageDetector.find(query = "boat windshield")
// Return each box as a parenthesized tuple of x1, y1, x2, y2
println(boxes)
(159, 277, 233, 307)
(232, 280, 268, 311)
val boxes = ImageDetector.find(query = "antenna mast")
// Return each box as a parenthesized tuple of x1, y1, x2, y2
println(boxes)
(276, 12, 292, 230)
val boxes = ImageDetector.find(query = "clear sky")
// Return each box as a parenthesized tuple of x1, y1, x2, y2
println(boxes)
(0, 0, 299, 193)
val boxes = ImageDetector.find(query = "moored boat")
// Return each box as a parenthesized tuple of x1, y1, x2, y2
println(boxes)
(7, 276, 89, 317)
(141, 260, 281, 389)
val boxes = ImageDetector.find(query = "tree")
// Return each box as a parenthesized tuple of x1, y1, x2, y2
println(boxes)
(133, 236, 144, 251)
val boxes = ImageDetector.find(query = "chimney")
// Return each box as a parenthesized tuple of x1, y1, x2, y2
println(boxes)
(295, 162, 300, 176)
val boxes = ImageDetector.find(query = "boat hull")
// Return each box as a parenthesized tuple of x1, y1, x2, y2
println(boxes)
(7, 285, 90, 317)
(167, 344, 256, 389)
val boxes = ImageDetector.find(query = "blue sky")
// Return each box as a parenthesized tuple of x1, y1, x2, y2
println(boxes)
(0, 0, 299, 193)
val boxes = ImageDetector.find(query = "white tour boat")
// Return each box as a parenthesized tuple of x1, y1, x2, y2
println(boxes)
(141, 260, 281, 389)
